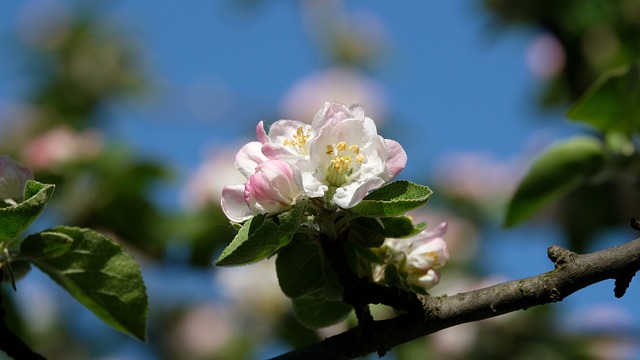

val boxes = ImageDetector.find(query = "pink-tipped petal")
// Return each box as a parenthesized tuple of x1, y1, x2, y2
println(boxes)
(221, 184, 253, 223)
(383, 139, 407, 180)
(256, 121, 269, 144)
(235, 142, 268, 178)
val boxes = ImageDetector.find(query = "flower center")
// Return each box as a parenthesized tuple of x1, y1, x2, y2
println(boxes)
(325, 141, 365, 186)
(282, 127, 311, 153)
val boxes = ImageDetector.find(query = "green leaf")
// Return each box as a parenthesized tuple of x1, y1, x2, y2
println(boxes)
(354, 217, 422, 239)
(291, 296, 352, 329)
(274, 201, 308, 232)
(0, 181, 55, 244)
(276, 234, 343, 300)
(348, 216, 424, 248)
(29, 226, 148, 341)
(349, 181, 432, 217)
(505, 136, 605, 227)
(568, 62, 640, 134)
(19, 231, 73, 259)
(345, 240, 383, 280)
(215, 215, 293, 266)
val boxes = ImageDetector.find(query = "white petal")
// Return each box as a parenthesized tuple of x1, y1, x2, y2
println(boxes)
(333, 177, 385, 208)
(297, 160, 327, 198)
(235, 142, 268, 178)
(221, 184, 253, 222)
(382, 139, 407, 181)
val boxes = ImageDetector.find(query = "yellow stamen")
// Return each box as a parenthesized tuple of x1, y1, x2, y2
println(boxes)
(326, 145, 334, 155)
(325, 140, 366, 186)
(331, 156, 352, 172)
(282, 127, 311, 150)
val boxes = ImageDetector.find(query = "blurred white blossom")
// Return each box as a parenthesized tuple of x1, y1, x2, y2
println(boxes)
(434, 152, 516, 210)
(181, 147, 246, 210)
(215, 257, 289, 336)
(22, 126, 103, 171)
(167, 303, 235, 359)
(526, 34, 566, 79)
(280, 68, 387, 124)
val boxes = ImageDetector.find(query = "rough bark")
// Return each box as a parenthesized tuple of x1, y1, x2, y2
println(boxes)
(272, 237, 640, 360)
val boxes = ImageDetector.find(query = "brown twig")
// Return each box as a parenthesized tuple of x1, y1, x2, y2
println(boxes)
(272, 237, 640, 360)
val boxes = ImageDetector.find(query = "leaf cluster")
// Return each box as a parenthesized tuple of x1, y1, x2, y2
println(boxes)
(215, 180, 433, 328)
(506, 60, 640, 232)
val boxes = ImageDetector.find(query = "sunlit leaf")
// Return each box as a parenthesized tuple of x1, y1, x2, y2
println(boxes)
(349, 181, 432, 217)
(0, 181, 54, 244)
(215, 215, 293, 266)
(30, 227, 148, 341)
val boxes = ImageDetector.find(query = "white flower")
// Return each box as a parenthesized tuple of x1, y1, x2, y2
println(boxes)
(300, 101, 406, 208)
(0, 155, 33, 206)
(379, 222, 449, 290)
(219, 101, 406, 221)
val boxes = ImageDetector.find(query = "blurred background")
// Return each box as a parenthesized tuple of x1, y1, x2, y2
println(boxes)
(1, 0, 640, 359)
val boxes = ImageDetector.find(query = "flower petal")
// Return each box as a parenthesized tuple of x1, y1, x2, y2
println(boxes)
(221, 184, 253, 223)
(312, 101, 352, 131)
(256, 121, 269, 144)
(382, 139, 407, 180)
(235, 142, 268, 179)
(333, 177, 385, 208)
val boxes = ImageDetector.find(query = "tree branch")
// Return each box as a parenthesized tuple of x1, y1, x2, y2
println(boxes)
(272, 237, 640, 360)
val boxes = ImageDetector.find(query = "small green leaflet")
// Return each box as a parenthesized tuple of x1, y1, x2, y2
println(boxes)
(0, 180, 55, 245)
(349, 180, 432, 217)
(19, 231, 73, 259)
(504, 136, 605, 227)
(24, 226, 148, 341)
(215, 203, 307, 266)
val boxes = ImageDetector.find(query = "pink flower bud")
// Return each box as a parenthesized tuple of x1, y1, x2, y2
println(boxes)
(380, 222, 449, 290)
(244, 160, 304, 215)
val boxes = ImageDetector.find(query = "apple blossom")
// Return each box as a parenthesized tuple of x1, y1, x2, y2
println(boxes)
(220, 101, 407, 220)
(300, 101, 407, 208)
(377, 222, 449, 290)
(22, 126, 103, 171)
(0, 155, 34, 206)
